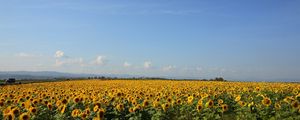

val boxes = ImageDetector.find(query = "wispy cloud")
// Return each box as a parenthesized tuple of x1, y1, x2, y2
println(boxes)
(162, 65, 176, 71)
(144, 61, 152, 69)
(54, 58, 85, 67)
(54, 50, 86, 67)
(15, 52, 35, 57)
(92, 56, 107, 65)
(54, 50, 64, 58)
(123, 61, 131, 67)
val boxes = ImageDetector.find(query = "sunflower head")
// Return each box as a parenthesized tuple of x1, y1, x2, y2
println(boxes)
(129, 107, 134, 113)
(275, 102, 281, 110)
(187, 96, 194, 104)
(19, 112, 30, 120)
(235, 95, 241, 102)
(61, 99, 68, 105)
(73, 97, 80, 103)
(116, 104, 124, 112)
(218, 99, 224, 105)
(47, 103, 53, 110)
(205, 100, 214, 108)
(162, 103, 169, 112)
(291, 100, 299, 109)
(4, 112, 15, 120)
(98, 109, 105, 119)
(176, 99, 182, 105)
(60, 105, 67, 114)
(167, 97, 172, 103)
(196, 104, 203, 112)
(261, 97, 272, 107)
(221, 104, 229, 112)
(143, 100, 149, 108)
(0, 101, 4, 107)
(71, 109, 81, 117)
(81, 113, 87, 119)
(239, 100, 247, 107)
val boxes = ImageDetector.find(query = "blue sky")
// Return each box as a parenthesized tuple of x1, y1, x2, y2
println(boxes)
(0, 0, 300, 81)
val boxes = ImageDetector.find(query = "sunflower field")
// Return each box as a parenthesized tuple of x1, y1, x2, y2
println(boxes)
(0, 80, 299, 120)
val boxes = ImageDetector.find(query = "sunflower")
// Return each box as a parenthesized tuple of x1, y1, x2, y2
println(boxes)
(176, 99, 182, 105)
(56, 100, 62, 107)
(0, 101, 4, 107)
(43, 100, 48, 105)
(162, 103, 170, 112)
(32, 99, 38, 105)
(116, 92, 122, 97)
(235, 95, 241, 102)
(93, 105, 99, 112)
(275, 102, 281, 110)
(11, 107, 20, 116)
(143, 100, 149, 108)
(116, 104, 124, 112)
(197, 99, 203, 105)
(261, 97, 272, 107)
(218, 99, 224, 105)
(24, 100, 31, 109)
(60, 105, 67, 114)
(196, 104, 203, 112)
(205, 100, 214, 108)
(19, 112, 30, 120)
(97, 109, 105, 119)
(167, 97, 172, 103)
(156, 97, 160, 102)
(291, 100, 299, 109)
(221, 104, 229, 112)
(132, 99, 138, 106)
(81, 112, 87, 119)
(73, 97, 80, 103)
(3, 106, 12, 115)
(29, 107, 37, 114)
(61, 99, 68, 105)
(4, 112, 14, 120)
(152, 101, 160, 108)
(71, 109, 81, 117)
(94, 102, 101, 108)
(283, 96, 294, 104)
(47, 103, 53, 110)
(93, 117, 100, 120)
(129, 107, 134, 113)
(187, 96, 194, 104)
(238, 101, 246, 107)
(84, 108, 91, 115)
(255, 87, 260, 92)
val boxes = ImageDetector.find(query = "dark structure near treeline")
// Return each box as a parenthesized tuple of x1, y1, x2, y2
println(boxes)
(5, 78, 16, 84)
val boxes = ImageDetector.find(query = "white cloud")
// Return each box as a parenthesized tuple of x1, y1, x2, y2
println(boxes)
(162, 65, 176, 71)
(16, 53, 31, 57)
(93, 56, 107, 65)
(15, 52, 39, 57)
(123, 62, 131, 67)
(144, 61, 152, 69)
(54, 50, 64, 58)
(54, 57, 86, 67)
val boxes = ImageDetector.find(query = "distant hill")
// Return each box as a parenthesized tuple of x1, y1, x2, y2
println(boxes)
(0, 71, 93, 80)
(0, 71, 137, 80)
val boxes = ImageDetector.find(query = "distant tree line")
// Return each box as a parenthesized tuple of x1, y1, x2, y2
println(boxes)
(86, 76, 226, 81)
(0, 76, 226, 86)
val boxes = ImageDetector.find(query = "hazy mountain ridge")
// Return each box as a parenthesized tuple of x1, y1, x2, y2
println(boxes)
(0, 71, 126, 80)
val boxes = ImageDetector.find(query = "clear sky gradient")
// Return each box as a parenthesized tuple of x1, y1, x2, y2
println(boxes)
(1, 0, 300, 81)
